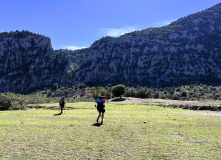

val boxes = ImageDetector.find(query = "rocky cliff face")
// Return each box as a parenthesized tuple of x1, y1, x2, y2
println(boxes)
(1, 3, 221, 93)
(0, 31, 69, 93)
(72, 3, 221, 87)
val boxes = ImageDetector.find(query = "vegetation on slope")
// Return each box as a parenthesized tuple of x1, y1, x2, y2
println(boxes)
(1, 83, 221, 110)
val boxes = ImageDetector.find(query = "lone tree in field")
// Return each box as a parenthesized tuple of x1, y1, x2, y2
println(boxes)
(112, 84, 126, 99)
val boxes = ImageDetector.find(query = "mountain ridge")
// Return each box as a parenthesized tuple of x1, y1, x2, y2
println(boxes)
(71, 2, 221, 87)
(0, 30, 70, 93)
(1, 3, 221, 93)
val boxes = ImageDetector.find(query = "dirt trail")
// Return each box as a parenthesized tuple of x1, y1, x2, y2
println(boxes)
(110, 97, 221, 116)
(110, 97, 221, 105)
(110, 97, 199, 105)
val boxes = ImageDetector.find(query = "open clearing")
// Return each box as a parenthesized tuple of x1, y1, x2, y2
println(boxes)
(110, 97, 221, 106)
(0, 101, 221, 159)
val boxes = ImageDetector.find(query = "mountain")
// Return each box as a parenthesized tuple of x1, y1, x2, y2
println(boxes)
(72, 2, 221, 87)
(55, 48, 87, 72)
(0, 30, 70, 93)
(1, 3, 221, 93)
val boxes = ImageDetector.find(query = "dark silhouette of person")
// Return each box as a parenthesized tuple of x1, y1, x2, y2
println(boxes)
(96, 96, 107, 124)
(59, 96, 65, 114)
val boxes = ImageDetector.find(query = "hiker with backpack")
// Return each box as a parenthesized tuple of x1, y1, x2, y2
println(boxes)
(95, 96, 107, 124)
(59, 96, 66, 114)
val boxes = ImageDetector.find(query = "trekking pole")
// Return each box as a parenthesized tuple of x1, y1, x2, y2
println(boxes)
(65, 103, 66, 114)
(59, 104, 61, 115)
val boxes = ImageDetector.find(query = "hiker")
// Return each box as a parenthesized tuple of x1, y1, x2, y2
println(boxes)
(95, 96, 107, 124)
(59, 96, 65, 114)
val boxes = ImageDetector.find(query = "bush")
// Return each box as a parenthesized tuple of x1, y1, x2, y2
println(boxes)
(90, 87, 107, 99)
(53, 83, 58, 90)
(77, 83, 87, 89)
(173, 94, 181, 100)
(145, 90, 152, 98)
(0, 93, 25, 110)
(0, 92, 51, 110)
(0, 94, 12, 110)
(181, 91, 187, 97)
(153, 92, 159, 99)
(135, 90, 146, 98)
(124, 89, 135, 97)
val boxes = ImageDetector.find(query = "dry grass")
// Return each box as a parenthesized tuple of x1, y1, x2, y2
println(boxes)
(0, 102, 221, 159)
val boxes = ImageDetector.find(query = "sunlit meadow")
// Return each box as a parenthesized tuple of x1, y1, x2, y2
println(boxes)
(0, 102, 221, 159)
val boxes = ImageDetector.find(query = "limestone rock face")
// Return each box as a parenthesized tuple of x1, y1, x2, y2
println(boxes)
(0, 31, 69, 93)
(2, 3, 221, 93)
(72, 3, 221, 87)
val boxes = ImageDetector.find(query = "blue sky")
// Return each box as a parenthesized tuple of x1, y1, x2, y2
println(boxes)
(0, 0, 220, 50)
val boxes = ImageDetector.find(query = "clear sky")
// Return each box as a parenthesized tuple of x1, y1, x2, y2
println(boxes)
(0, 0, 220, 50)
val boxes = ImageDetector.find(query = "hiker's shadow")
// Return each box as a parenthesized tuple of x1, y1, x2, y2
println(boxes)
(92, 123, 102, 127)
(54, 113, 62, 116)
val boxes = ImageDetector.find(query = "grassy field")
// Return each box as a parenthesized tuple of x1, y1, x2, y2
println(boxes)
(0, 102, 221, 159)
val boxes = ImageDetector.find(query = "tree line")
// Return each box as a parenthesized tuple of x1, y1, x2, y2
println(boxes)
(49, 83, 221, 101)
(1, 83, 221, 110)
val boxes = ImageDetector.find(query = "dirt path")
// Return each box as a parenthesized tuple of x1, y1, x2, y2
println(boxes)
(110, 97, 199, 105)
(110, 97, 221, 105)
(110, 97, 221, 116)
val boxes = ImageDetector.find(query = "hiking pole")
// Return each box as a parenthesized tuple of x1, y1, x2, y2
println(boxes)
(59, 104, 61, 115)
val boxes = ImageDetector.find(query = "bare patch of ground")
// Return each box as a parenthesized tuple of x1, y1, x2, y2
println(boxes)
(110, 97, 221, 106)
(26, 98, 221, 116)
(110, 97, 199, 105)
(110, 97, 221, 116)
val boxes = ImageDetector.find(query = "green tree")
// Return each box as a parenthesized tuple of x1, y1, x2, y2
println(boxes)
(112, 84, 126, 99)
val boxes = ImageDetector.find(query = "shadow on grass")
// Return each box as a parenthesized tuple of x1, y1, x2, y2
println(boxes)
(54, 113, 62, 116)
(110, 98, 126, 102)
(92, 123, 102, 127)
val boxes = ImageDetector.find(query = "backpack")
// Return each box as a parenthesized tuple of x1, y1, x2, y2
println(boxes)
(97, 102, 104, 109)
(59, 98, 64, 105)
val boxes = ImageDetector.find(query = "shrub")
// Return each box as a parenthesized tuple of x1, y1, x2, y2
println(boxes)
(153, 92, 159, 99)
(173, 94, 181, 100)
(145, 90, 152, 98)
(124, 90, 131, 97)
(136, 90, 146, 98)
(203, 85, 207, 89)
(0, 94, 12, 110)
(106, 91, 111, 99)
(53, 83, 58, 90)
(181, 91, 187, 97)
(0, 93, 25, 110)
(90, 87, 106, 99)
(77, 83, 87, 89)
